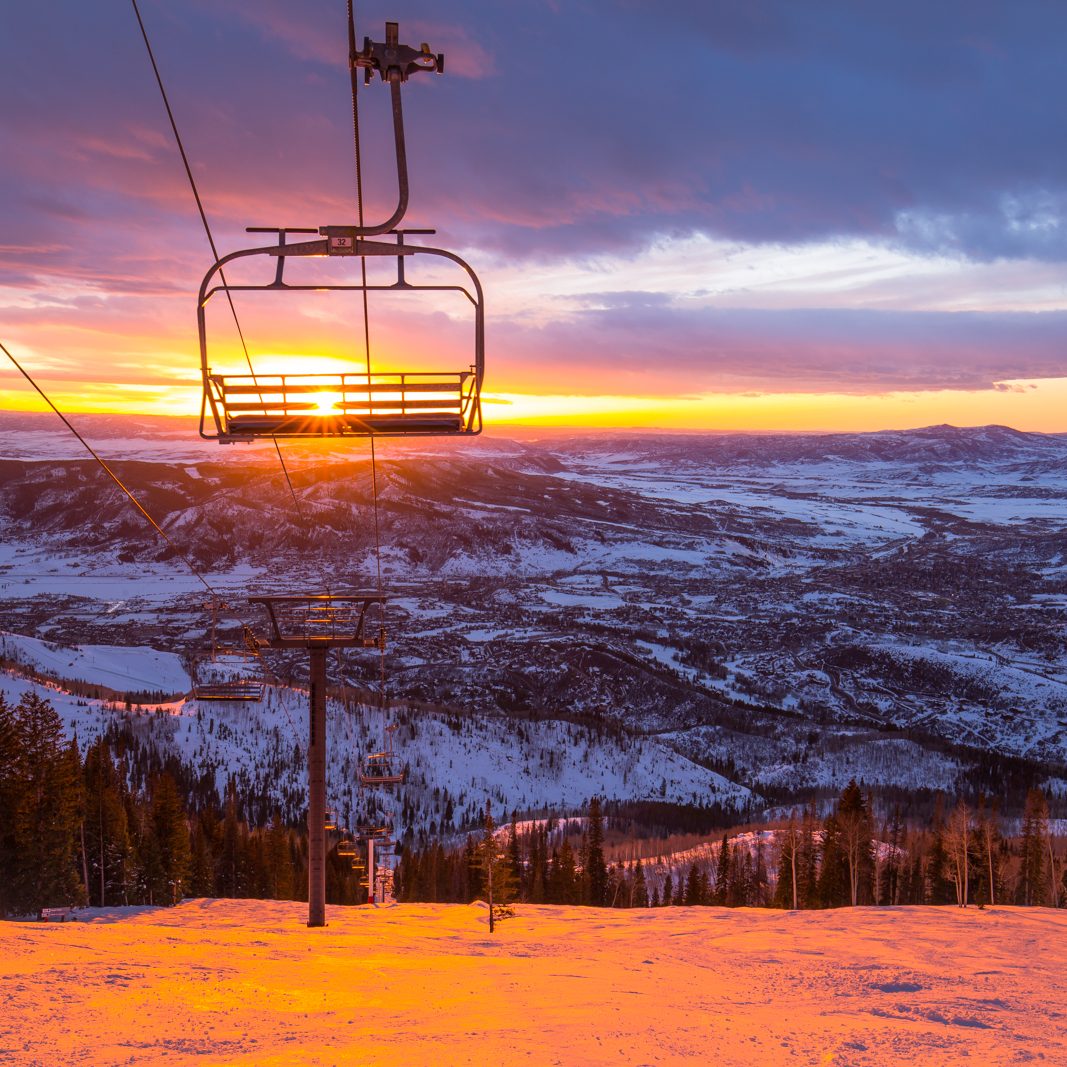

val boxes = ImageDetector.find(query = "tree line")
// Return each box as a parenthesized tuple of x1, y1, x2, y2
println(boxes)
(396, 780, 1066, 911)
(2, 689, 1064, 916)
(0, 692, 361, 917)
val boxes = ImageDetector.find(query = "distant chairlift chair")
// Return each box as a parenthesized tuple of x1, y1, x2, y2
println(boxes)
(359, 723, 407, 787)
(193, 609, 266, 701)
(196, 24, 484, 443)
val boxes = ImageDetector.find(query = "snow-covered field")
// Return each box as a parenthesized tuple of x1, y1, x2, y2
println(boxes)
(2, 900, 1064, 1066)
(0, 630, 190, 695)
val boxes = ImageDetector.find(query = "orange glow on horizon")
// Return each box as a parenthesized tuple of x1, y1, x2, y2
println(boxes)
(4, 375, 1067, 434)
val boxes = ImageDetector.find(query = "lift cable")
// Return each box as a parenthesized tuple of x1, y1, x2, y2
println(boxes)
(1, 339, 311, 748)
(129, 0, 304, 520)
(348, 0, 389, 704)
(1, 340, 217, 596)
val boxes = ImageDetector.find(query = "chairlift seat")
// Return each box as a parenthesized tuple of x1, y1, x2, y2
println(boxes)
(194, 646, 266, 701)
(197, 231, 484, 444)
(209, 370, 474, 440)
(194, 680, 265, 701)
(359, 753, 407, 787)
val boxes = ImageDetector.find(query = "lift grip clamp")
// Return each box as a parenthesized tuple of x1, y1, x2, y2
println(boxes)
(353, 21, 444, 83)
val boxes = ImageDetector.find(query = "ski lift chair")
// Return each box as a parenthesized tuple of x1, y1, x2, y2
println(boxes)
(324, 810, 338, 831)
(194, 605, 266, 700)
(197, 24, 483, 443)
(337, 839, 357, 858)
(358, 721, 407, 787)
(193, 648, 266, 701)
(358, 752, 407, 787)
(356, 822, 392, 839)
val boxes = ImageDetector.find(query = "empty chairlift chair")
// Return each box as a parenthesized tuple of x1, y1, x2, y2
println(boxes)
(194, 648, 266, 701)
(359, 723, 407, 787)
(197, 24, 484, 443)
(193, 609, 266, 701)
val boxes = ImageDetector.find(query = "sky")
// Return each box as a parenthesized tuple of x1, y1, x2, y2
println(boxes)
(1, 0, 1065, 431)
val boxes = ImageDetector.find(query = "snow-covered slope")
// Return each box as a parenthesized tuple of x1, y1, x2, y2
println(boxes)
(0, 663, 751, 832)
(2, 899, 1064, 1066)
(2, 415, 1066, 809)
(0, 630, 189, 695)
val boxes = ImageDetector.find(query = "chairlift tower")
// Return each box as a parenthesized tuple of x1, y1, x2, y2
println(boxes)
(251, 594, 386, 927)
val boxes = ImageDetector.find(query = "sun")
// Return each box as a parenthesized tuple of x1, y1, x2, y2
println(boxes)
(310, 391, 344, 416)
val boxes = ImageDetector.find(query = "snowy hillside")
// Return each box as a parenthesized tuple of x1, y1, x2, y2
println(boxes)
(0, 659, 751, 834)
(2, 898, 1065, 1066)
(0, 630, 189, 696)
(2, 414, 1066, 812)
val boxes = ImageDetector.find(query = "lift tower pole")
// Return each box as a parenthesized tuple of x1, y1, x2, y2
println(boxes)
(251, 594, 386, 928)
(308, 645, 328, 926)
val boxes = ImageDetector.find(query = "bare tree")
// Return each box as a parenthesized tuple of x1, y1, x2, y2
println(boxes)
(944, 800, 971, 908)
(977, 799, 999, 906)
(779, 813, 801, 910)
(1047, 828, 1064, 910)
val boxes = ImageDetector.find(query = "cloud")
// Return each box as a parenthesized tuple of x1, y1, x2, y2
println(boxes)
(2, 1, 1066, 418)
(490, 305, 1067, 395)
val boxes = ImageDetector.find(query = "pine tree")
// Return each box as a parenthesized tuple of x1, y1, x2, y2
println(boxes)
(881, 806, 905, 906)
(0, 693, 18, 916)
(82, 739, 132, 907)
(462, 835, 479, 901)
(479, 803, 516, 931)
(1018, 789, 1049, 907)
(799, 803, 820, 908)
(925, 797, 955, 904)
(585, 797, 607, 906)
(151, 772, 191, 905)
(684, 863, 702, 906)
(266, 814, 294, 900)
(713, 835, 731, 906)
(9, 692, 83, 915)
(551, 838, 579, 904)
(189, 818, 217, 898)
(528, 825, 547, 904)
(630, 858, 648, 908)
(507, 813, 523, 902)
(817, 813, 848, 908)
(216, 782, 244, 898)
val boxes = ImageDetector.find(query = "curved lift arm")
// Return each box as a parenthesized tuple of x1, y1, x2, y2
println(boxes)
(348, 22, 444, 236)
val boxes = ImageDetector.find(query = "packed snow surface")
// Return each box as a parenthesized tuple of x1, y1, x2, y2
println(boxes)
(0, 630, 190, 694)
(2, 900, 1064, 1066)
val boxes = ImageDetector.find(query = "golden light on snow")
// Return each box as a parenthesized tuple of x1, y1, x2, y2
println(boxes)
(3, 899, 1065, 1063)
